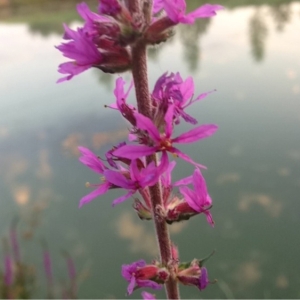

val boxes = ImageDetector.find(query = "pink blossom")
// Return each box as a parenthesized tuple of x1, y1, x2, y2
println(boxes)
(162, 0, 223, 24)
(56, 25, 103, 83)
(152, 0, 164, 15)
(142, 291, 156, 300)
(98, 0, 122, 17)
(78, 146, 112, 207)
(122, 260, 163, 295)
(77, 2, 110, 34)
(177, 264, 211, 291)
(4, 255, 13, 286)
(113, 105, 218, 167)
(43, 250, 53, 286)
(104, 152, 168, 206)
(79, 147, 168, 207)
(199, 267, 210, 290)
(152, 72, 215, 125)
(106, 77, 136, 125)
(179, 169, 214, 226)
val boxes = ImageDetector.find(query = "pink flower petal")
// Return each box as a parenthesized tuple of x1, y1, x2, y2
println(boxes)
(104, 170, 134, 189)
(129, 159, 140, 182)
(161, 161, 176, 187)
(79, 183, 110, 207)
(78, 146, 106, 173)
(173, 175, 193, 186)
(135, 112, 161, 142)
(192, 90, 215, 103)
(171, 148, 207, 169)
(193, 169, 208, 201)
(163, 0, 186, 23)
(187, 4, 224, 21)
(180, 76, 194, 106)
(142, 291, 156, 300)
(113, 145, 156, 159)
(164, 104, 174, 138)
(172, 124, 218, 144)
(127, 276, 136, 295)
(179, 186, 199, 212)
(112, 190, 135, 206)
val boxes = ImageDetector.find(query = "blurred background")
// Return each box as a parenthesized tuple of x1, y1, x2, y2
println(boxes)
(0, 0, 300, 298)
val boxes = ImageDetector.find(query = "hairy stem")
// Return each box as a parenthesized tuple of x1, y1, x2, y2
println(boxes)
(128, 1, 180, 298)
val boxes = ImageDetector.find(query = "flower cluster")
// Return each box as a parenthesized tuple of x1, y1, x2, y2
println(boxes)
(76, 73, 217, 296)
(56, 1, 222, 82)
(79, 74, 216, 229)
(56, 0, 223, 298)
(122, 245, 215, 295)
(0, 220, 77, 299)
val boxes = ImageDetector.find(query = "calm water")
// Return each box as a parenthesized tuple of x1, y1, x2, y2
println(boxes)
(1, 0, 300, 298)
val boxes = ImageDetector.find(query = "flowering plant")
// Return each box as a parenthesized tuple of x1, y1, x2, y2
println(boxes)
(56, 0, 223, 298)
(0, 219, 77, 299)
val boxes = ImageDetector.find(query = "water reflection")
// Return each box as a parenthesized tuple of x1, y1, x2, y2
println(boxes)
(115, 211, 187, 256)
(178, 19, 211, 71)
(238, 193, 283, 218)
(270, 4, 292, 31)
(232, 261, 262, 290)
(62, 129, 128, 157)
(249, 8, 268, 62)
(0, 0, 298, 66)
(216, 172, 241, 185)
(116, 212, 158, 256)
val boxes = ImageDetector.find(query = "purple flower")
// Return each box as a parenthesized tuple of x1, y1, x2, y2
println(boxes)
(152, 72, 215, 125)
(43, 251, 53, 286)
(161, 160, 176, 189)
(76, 2, 110, 36)
(160, 160, 194, 204)
(152, 0, 164, 15)
(56, 25, 103, 83)
(78, 146, 112, 207)
(172, 76, 215, 125)
(199, 267, 209, 290)
(162, 0, 223, 24)
(179, 169, 214, 226)
(105, 142, 127, 169)
(98, 0, 122, 17)
(66, 256, 77, 297)
(177, 264, 211, 291)
(79, 146, 168, 207)
(113, 105, 218, 167)
(106, 77, 136, 125)
(4, 255, 13, 286)
(161, 166, 204, 224)
(10, 226, 20, 262)
(66, 257, 76, 281)
(122, 260, 163, 295)
(104, 152, 169, 206)
(142, 291, 156, 300)
(76, 3, 124, 47)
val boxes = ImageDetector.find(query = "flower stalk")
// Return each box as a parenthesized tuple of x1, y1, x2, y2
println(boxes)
(56, 0, 224, 298)
(130, 30, 180, 300)
(128, 1, 179, 297)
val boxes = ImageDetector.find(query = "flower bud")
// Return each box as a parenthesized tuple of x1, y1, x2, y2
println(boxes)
(165, 197, 198, 224)
(145, 17, 174, 44)
(122, 260, 167, 295)
(177, 263, 211, 291)
(133, 199, 152, 220)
